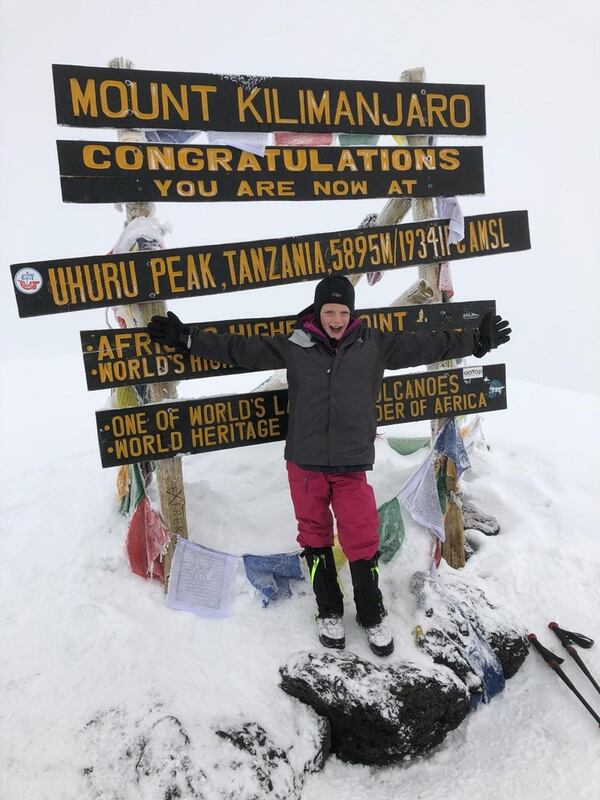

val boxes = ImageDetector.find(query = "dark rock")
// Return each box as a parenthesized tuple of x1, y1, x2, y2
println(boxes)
(215, 719, 330, 799)
(215, 721, 296, 798)
(464, 534, 479, 561)
(462, 499, 500, 536)
(488, 630, 530, 679)
(280, 650, 469, 766)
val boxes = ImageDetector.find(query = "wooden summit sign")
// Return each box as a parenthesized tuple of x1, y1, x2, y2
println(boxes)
(81, 300, 496, 391)
(96, 364, 507, 468)
(53, 64, 486, 136)
(11, 211, 529, 317)
(56, 142, 484, 203)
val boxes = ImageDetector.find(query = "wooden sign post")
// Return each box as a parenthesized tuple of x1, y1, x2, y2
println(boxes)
(404, 66, 464, 569)
(107, 57, 188, 587)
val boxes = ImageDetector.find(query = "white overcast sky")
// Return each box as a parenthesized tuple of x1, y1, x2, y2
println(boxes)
(1, 0, 599, 395)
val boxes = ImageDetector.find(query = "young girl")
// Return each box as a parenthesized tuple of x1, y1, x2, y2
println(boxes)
(148, 275, 510, 656)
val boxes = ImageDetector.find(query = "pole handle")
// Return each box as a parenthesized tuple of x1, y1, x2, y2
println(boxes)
(549, 622, 594, 649)
(528, 633, 564, 665)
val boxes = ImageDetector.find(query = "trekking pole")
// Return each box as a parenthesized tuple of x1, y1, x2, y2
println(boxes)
(548, 622, 600, 697)
(527, 634, 600, 728)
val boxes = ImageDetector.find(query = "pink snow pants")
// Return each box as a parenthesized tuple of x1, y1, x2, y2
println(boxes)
(286, 462, 379, 562)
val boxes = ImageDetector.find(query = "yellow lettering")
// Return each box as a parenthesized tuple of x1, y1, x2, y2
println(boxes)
(236, 180, 254, 197)
(237, 87, 264, 123)
(406, 95, 426, 126)
(154, 179, 172, 197)
(115, 145, 143, 171)
(477, 220, 490, 250)
(237, 151, 261, 172)
(277, 180, 296, 196)
(337, 150, 358, 171)
(333, 91, 356, 126)
(129, 82, 159, 120)
(439, 148, 460, 170)
(160, 84, 189, 121)
(498, 217, 510, 248)
(306, 90, 331, 125)
(149, 257, 167, 294)
(206, 148, 233, 172)
(177, 146, 203, 170)
(189, 84, 217, 120)
(356, 91, 379, 125)
(468, 221, 480, 253)
(70, 78, 98, 117)
(99, 80, 128, 118)
(82, 144, 111, 170)
(256, 181, 275, 196)
(449, 94, 471, 128)
(97, 335, 115, 361)
(427, 94, 448, 127)
(166, 255, 185, 293)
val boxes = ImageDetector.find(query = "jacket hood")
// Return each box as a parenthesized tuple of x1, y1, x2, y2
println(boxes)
(295, 303, 360, 329)
(295, 304, 316, 327)
(295, 306, 362, 348)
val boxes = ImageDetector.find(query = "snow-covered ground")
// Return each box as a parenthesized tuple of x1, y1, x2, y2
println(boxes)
(1, 356, 599, 799)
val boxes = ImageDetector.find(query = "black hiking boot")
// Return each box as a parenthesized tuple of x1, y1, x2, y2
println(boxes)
(349, 555, 394, 657)
(302, 547, 345, 649)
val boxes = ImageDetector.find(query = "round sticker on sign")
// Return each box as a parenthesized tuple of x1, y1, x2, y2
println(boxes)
(14, 268, 43, 294)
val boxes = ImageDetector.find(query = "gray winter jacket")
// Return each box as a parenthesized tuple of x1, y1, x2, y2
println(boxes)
(188, 316, 476, 468)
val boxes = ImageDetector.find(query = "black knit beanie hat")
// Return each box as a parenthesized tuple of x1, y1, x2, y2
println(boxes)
(313, 275, 355, 319)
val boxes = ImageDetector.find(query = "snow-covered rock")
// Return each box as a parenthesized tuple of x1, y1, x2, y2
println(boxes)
(461, 498, 500, 536)
(280, 650, 470, 765)
(279, 571, 528, 767)
(80, 705, 330, 800)
(410, 571, 529, 687)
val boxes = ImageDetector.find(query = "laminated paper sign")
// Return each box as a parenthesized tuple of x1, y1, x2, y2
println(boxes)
(166, 538, 237, 618)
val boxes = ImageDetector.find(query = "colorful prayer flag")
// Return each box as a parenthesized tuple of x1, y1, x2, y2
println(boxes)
(273, 132, 333, 146)
(126, 496, 172, 581)
(377, 496, 406, 563)
(242, 552, 304, 606)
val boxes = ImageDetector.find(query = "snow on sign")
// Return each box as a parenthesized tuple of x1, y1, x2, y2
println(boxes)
(56, 142, 485, 203)
(11, 211, 530, 317)
(81, 301, 496, 391)
(96, 365, 507, 468)
(52, 64, 486, 136)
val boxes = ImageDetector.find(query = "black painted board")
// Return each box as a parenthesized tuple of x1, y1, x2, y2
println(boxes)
(57, 142, 484, 203)
(12, 211, 529, 317)
(53, 64, 486, 136)
(96, 363, 507, 467)
(81, 300, 496, 391)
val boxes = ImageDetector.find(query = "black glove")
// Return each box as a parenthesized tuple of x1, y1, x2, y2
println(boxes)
(147, 311, 190, 350)
(473, 312, 511, 358)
